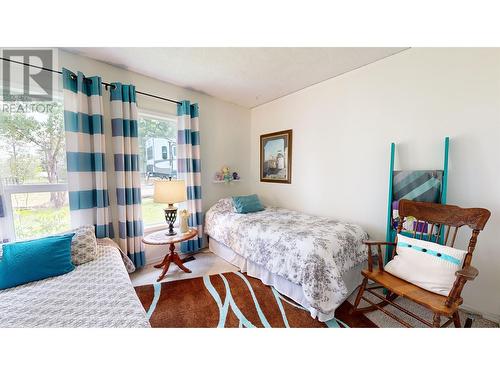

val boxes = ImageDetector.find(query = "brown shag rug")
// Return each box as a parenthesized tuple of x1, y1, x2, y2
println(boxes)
(135, 271, 498, 328)
(135, 271, 375, 328)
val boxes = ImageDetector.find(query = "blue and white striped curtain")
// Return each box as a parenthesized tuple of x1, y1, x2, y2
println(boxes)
(177, 101, 203, 253)
(110, 83, 145, 267)
(62, 68, 113, 238)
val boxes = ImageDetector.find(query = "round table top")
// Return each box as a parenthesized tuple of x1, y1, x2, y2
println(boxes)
(142, 228, 198, 245)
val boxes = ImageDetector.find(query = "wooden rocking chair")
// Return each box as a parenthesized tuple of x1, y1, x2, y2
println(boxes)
(351, 199, 490, 328)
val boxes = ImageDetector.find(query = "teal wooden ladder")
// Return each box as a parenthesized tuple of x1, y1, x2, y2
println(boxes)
(384, 137, 450, 264)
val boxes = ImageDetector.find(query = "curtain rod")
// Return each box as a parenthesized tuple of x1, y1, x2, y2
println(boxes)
(0, 57, 182, 105)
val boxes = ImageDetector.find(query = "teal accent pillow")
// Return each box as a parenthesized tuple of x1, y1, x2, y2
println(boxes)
(0, 233, 75, 290)
(232, 194, 264, 214)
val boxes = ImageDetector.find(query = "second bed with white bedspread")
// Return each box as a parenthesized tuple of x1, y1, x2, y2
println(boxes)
(205, 198, 369, 319)
(0, 243, 150, 328)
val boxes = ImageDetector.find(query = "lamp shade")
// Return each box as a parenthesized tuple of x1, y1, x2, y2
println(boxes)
(153, 180, 187, 204)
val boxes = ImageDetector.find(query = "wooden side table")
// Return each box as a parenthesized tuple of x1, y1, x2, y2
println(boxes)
(142, 228, 198, 282)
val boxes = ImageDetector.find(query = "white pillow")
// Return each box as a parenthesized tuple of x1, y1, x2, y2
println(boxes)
(384, 234, 467, 296)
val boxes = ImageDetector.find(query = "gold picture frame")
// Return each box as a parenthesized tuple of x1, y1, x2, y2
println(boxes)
(260, 129, 292, 184)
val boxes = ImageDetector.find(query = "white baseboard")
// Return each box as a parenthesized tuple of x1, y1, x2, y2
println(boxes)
(461, 303, 500, 324)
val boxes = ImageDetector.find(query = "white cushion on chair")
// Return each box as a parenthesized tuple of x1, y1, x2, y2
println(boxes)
(384, 234, 467, 296)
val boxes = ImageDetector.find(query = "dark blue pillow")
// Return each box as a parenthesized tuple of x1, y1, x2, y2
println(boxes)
(0, 233, 75, 290)
(232, 194, 264, 214)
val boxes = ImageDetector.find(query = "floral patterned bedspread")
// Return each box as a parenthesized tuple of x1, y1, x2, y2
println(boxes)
(205, 198, 369, 316)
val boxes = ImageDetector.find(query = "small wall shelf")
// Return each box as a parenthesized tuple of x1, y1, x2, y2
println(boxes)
(213, 180, 242, 184)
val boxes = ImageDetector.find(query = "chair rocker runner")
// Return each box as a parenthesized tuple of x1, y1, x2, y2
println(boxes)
(351, 199, 491, 328)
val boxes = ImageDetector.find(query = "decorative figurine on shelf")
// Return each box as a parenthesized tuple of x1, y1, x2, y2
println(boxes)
(179, 209, 190, 233)
(214, 171, 224, 181)
(213, 166, 240, 183)
(222, 166, 232, 182)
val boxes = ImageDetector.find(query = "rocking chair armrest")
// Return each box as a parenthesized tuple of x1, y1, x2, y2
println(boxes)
(455, 266, 479, 281)
(446, 266, 479, 307)
(363, 241, 396, 271)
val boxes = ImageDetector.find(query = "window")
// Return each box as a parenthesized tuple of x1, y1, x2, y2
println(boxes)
(138, 111, 178, 227)
(0, 98, 70, 241)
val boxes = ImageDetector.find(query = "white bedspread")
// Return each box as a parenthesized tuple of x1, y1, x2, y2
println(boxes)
(0, 244, 150, 328)
(205, 198, 369, 316)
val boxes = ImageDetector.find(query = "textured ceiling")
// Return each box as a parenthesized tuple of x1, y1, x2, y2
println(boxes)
(64, 47, 408, 108)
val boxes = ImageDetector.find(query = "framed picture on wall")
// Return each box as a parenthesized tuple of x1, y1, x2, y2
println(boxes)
(260, 129, 292, 183)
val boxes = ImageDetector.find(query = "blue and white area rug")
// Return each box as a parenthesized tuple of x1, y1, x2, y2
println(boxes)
(135, 271, 375, 328)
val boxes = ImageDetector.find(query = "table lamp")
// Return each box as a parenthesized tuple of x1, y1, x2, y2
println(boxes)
(153, 179, 187, 236)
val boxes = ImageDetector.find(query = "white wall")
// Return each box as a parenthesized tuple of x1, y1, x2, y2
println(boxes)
(58, 50, 251, 262)
(250, 48, 500, 321)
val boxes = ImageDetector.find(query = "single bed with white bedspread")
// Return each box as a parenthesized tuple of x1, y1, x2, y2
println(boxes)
(205, 198, 369, 321)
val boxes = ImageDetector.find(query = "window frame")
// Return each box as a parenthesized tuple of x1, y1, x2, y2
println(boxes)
(138, 109, 177, 123)
(0, 87, 68, 241)
(1, 108, 179, 239)
(2, 183, 68, 241)
(137, 108, 178, 232)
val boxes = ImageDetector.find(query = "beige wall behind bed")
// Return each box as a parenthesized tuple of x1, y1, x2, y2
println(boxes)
(250, 48, 500, 322)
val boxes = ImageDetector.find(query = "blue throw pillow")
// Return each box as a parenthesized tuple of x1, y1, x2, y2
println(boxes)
(232, 194, 264, 214)
(0, 233, 75, 290)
